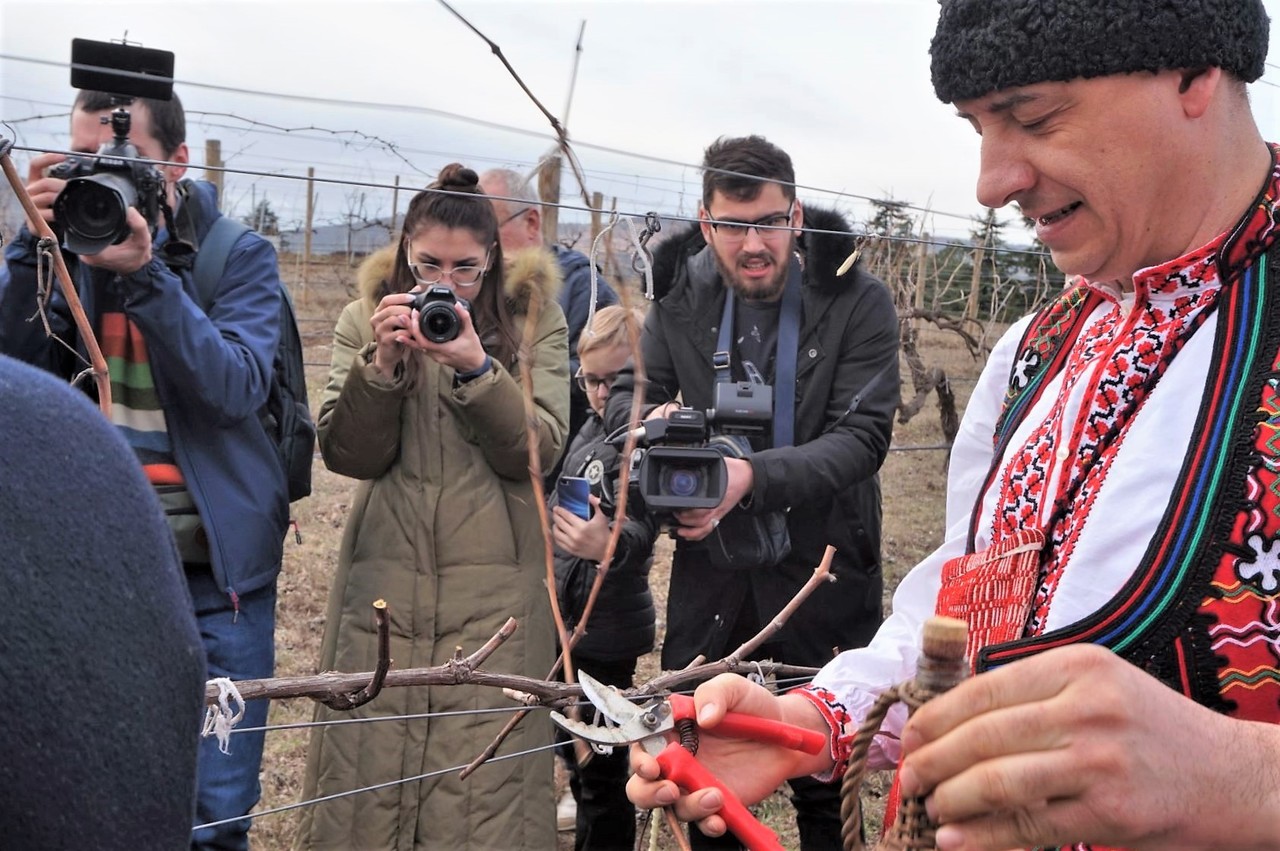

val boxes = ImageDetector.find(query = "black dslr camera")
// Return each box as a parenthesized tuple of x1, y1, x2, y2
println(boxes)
(51, 112, 167, 255)
(51, 39, 175, 255)
(622, 377, 773, 519)
(408, 285, 471, 343)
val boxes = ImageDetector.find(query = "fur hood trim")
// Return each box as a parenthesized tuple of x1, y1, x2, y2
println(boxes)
(355, 243, 563, 313)
(648, 205, 860, 301)
(503, 245, 564, 314)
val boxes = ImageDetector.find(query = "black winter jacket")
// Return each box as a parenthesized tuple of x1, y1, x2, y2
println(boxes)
(605, 207, 899, 669)
(550, 414, 658, 661)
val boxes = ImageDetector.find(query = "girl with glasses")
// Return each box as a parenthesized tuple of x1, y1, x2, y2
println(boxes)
(298, 163, 571, 850)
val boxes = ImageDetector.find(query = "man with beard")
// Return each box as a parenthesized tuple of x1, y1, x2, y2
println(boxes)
(605, 134, 900, 850)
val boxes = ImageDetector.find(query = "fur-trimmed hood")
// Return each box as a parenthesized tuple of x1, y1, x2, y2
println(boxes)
(648, 205, 860, 301)
(355, 242, 564, 314)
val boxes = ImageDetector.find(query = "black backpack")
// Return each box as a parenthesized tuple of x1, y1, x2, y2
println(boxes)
(192, 216, 315, 504)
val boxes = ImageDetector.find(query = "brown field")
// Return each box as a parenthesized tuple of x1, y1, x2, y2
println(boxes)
(247, 258, 988, 850)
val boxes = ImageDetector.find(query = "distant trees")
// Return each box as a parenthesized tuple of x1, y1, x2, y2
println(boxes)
(243, 199, 280, 235)
(856, 197, 1059, 444)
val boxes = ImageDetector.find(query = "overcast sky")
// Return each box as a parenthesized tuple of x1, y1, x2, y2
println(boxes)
(3, 0, 1280, 245)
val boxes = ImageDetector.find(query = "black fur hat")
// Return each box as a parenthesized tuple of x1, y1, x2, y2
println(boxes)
(930, 0, 1271, 103)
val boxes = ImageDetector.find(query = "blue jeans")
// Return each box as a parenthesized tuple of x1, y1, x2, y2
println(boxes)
(187, 566, 276, 851)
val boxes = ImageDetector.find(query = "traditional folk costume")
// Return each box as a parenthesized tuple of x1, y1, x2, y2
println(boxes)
(798, 4, 1277, 848)
(801, 145, 1280, 847)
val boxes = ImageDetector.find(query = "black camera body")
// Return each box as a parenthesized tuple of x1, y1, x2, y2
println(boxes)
(633, 409, 727, 513)
(624, 382, 774, 520)
(708, 380, 773, 438)
(49, 39, 176, 256)
(408, 285, 471, 344)
(50, 108, 167, 255)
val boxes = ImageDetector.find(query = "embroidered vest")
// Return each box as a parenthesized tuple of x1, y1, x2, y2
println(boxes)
(973, 246, 1280, 726)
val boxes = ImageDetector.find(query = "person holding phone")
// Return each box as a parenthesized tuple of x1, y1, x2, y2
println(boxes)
(548, 305, 658, 849)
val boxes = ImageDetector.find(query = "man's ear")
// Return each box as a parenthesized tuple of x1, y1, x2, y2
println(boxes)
(698, 205, 713, 243)
(525, 206, 542, 244)
(792, 198, 804, 231)
(1176, 66, 1222, 120)
(162, 142, 189, 184)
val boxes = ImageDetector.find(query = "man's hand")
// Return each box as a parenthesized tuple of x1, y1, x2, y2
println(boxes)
(897, 643, 1280, 851)
(79, 207, 152, 275)
(626, 673, 833, 839)
(552, 495, 610, 563)
(672, 457, 753, 541)
(24, 152, 70, 225)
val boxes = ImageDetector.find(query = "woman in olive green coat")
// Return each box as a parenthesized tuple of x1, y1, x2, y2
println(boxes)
(295, 164, 569, 851)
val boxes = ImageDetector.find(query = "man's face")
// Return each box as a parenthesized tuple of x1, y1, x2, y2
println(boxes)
(955, 70, 1196, 285)
(478, 174, 542, 254)
(69, 102, 188, 203)
(699, 183, 800, 302)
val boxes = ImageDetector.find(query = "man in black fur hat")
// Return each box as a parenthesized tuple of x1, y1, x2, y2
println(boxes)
(606, 134, 900, 850)
(626, 1, 1280, 849)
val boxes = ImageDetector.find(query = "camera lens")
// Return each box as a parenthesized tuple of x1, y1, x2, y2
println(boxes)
(54, 172, 137, 255)
(419, 304, 460, 343)
(663, 466, 703, 499)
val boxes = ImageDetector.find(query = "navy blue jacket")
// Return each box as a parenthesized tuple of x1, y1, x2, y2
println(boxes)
(553, 245, 618, 445)
(0, 180, 287, 599)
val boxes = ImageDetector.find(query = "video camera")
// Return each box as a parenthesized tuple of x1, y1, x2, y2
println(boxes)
(50, 38, 175, 255)
(617, 376, 773, 519)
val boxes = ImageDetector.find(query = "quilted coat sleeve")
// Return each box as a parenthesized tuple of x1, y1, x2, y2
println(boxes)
(452, 299, 571, 481)
(316, 299, 411, 480)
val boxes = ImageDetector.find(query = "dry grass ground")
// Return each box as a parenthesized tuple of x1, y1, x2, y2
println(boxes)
(247, 259, 988, 850)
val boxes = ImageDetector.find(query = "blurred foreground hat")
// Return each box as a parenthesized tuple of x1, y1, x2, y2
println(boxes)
(930, 0, 1270, 103)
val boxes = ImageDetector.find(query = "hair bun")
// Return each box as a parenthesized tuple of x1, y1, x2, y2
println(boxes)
(435, 163, 480, 193)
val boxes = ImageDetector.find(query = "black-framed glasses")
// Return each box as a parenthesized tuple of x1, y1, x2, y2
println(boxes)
(575, 368, 619, 394)
(407, 250, 491, 286)
(708, 201, 795, 243)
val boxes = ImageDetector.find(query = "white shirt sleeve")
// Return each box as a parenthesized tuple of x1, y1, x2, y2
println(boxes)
(794, 316, 1029, 775)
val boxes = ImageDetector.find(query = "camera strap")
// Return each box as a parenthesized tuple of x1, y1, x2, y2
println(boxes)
(714, 255, 803, 448)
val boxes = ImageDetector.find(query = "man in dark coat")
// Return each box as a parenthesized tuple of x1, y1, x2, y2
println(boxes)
(605, 135, 900, 849)
(0, 354, 207, 850)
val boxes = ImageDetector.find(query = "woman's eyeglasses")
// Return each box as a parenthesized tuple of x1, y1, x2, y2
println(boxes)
(407, 251, 490, 286)
(575, 369, 619, 393)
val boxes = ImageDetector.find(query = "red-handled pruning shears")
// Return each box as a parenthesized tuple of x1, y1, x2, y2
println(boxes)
(550, 672, 827, 851)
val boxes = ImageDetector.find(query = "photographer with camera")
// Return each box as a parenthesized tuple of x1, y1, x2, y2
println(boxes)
(547, 304, 658, 849)
(605, 135, 899, 850)
(0, 86, 286, 851)
(297, 163, 569, 850)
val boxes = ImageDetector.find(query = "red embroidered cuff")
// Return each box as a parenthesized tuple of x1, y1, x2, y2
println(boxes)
(793, 684, 855, 781)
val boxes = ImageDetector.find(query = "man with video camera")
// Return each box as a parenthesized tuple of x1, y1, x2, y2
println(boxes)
(0, 82, 286, 851)
(604, 134, 900, 849)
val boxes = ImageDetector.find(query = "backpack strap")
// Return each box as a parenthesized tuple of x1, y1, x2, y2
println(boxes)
(191, 216, 251, 310)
